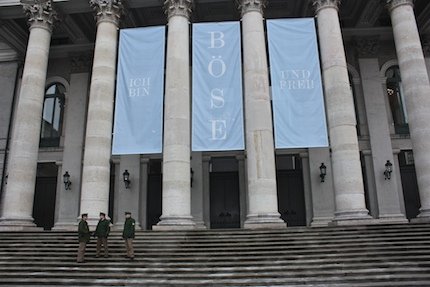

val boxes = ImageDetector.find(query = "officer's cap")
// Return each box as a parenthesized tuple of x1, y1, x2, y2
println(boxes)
(125, 211, 131, 215)
(81, 213, 88, 218)
(99, 212, 106, 216)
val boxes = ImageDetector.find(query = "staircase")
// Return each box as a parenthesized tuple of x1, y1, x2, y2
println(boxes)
(1, 224, 430, 286)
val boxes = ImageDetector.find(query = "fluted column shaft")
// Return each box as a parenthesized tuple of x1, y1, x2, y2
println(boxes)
(238, 0, 284, 228)
(313, 0, 370, 221)
(0, 1, 56, 230)
(387, 0, 430, 220)
(155, 0, 195, 230)
(80, 0, 123, 226)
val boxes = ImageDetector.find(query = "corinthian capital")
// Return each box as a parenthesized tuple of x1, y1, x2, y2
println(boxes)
(312, 0, 341, 14)
(236, 0, 267, 16)
(163, 0, 192, 20)
(386, 0, 414, 12)
(21, 0, 58, 32)
(89, 0, 125, 26)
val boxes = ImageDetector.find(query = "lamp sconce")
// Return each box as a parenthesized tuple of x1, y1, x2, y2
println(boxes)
(190, 168, 194, 187)
(123, 169, 131, 189)
(63, 171, 71, 190)
(384, 160, 393, 180)
(319, 163, 327, 183)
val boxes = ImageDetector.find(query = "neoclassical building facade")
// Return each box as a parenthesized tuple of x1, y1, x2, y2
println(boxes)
(0, 0, 429, 230)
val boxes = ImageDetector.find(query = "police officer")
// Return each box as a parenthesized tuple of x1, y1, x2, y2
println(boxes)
(122, 211, 135, 259)
(77, 213, 90, 263)
(94, 212, 110, 258)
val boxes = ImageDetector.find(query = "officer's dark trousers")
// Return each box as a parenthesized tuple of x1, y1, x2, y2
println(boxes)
(96, 237, 109, 257)
(77, 242, 86, 262)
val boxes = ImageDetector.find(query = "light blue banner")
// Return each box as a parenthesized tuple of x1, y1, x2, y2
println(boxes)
(267, 19, 328, 148)
(192, 22, 244, 151)
(112, 26, 165, 155)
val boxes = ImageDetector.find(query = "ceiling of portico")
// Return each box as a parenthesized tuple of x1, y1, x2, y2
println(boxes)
(0, 0, 429, 58)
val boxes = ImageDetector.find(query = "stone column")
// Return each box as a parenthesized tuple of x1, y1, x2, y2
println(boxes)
(387, 0, 430, 221)
(0, 1, 57, 230)
(237, 0, 285, 229)
(155, 0, 195, 230)
(79, 0, 124, 226)
(357, 40, 407, 223)
(313, 0, 371, 223)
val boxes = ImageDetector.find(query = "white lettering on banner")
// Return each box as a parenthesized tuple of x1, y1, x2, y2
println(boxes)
(128, 77, 151, 97)
(210, 120, 227, 140)
(279, 69, 314, 90)
(210, 88, 225, 108)
(208, 56, 227, 78)
(209, 31, 225, 49)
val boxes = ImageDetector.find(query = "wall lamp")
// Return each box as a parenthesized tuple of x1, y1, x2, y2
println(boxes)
(123, 169, 131, 189)
(63, 171, 71, 190)
(384, 160, 393, 180)
(319, 163, 327, 182)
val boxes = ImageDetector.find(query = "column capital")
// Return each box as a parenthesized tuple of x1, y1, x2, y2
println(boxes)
(386, 0, 414, 12)
(355, 36, 380, 58)
(89, 0, 125, 26)
(236, 0, 267, 16)
(312, 0, 340, 14)
(163, 0, 192, 20)
(22, 0, 58, 32)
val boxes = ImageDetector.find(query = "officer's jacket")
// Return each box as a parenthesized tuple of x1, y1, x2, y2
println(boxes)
(78, 220, 90, 243)
(122, 218, 135, 239)
(95, 219, 110, 238)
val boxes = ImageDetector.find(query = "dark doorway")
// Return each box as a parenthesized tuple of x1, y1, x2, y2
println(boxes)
(210, 172, 240, 229)
(276, 155, 306, 226)
(147, 159, 162, 230)
(399, 151, 420, 220)
(33, 163, 57, 230)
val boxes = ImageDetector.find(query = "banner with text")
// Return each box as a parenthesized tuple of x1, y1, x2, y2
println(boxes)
(267, 19, 328, 148)
(192, 22, 244, 151)
(112, 26, 165, 155)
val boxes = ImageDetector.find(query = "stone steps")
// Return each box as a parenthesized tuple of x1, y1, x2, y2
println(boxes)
(1, 224, 430, 286)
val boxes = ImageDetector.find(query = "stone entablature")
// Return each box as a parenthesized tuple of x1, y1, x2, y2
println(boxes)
(355, 36, 381, 58)
(163, 0, 192, 20)
(236, 0, 267, 16)
(89, 0, 125, 26)
(22, 0, 58, 32)
(312, 0, 341, 13)
(386, 0, 414, 12)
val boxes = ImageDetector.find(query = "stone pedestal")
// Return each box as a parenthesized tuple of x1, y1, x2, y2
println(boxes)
(80, 0, 124, 227)
(313, 0, 371, 224)
(238, 0, 285, 229)
(387, 0, 430, 222)
(0, 2, 56, 230)
(155, 0, 195, 230)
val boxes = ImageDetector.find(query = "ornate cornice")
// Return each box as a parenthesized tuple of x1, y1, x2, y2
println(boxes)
(354, 37, 380, 58)
(21, 0, 58, 32)
(89, 0, 125, 26)
(312, 0, 341, 14)
(163, 0, 192, 20)
(236, 0, 267, 16)
(386, 0, 414, 13)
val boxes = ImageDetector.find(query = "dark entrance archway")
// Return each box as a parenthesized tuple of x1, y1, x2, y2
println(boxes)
(33, 163, 57, 230)
(146, 159, 162, 230)
(399, 150, 420, 220)
(276, 155, 306, 226)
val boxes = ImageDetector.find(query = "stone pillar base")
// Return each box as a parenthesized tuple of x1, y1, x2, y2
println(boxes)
(193, 220, 207, 230)
(334, 209, 372, 221)
(0, 217, 40, 231)
(411, 209, 430, 223)
(310, 217, 334, 227)
(377, 214, 408, 224)
(243, 213, 286, 229)
(153, 216, 196, 231)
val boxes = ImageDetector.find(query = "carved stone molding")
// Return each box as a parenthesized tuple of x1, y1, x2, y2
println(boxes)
(70, 52, 93, 73)
(163, 0, 192, 20)
(355, 37, 380, 58)
(386, 0, 414, 12)
(312, 0, 341, 14)
(21, 0, 58, 32)
(89, 0, 125, 26)
(236, 0, 267, 16)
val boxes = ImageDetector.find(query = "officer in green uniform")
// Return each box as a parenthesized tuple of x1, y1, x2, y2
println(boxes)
(77, 213, 90, 263)
(122, 211, 135, 259)
(94, 212, 110, 258)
